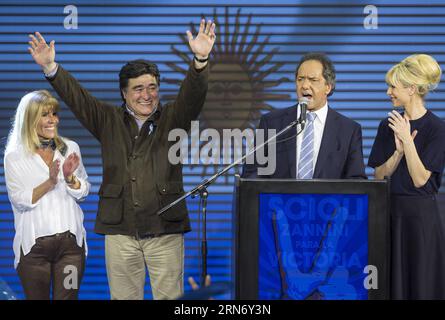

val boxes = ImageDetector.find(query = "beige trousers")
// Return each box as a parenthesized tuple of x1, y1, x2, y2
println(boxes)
(105, 233, 184, 300)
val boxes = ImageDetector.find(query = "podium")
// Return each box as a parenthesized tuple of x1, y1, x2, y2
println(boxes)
(233, 177, 390, 300)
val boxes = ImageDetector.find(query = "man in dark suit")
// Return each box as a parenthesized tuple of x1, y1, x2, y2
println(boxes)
(242, 52, 366, 179)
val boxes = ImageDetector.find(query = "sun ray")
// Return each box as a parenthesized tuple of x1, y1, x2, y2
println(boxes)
(170, 46, 192, 65)
(231, 9, 242, 56)
(253, 64, 286, 82)
(241, 23, 262, 62)
(260, 77, 289, 88)
(247, 37, 273, 69)
(251, 48, 279, 72)
(224, 7, 230, 55)
(165, 61, 188, 75)
(179, 34, 189, 48)
(238, 13, 252, 56)
(212, 9, 224, 56)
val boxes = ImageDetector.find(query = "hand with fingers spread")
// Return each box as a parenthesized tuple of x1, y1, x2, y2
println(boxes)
(186, 19, 216, 61)
(63, 152, 80, 182)
(28, 32, 57, 74)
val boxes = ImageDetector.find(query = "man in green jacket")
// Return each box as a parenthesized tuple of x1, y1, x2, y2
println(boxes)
(28, 19, 216, 300)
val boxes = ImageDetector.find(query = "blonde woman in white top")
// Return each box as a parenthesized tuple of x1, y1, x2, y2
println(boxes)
(4, 90, 90, 300)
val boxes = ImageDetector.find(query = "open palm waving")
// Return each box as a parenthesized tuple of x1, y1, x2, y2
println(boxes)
(28, 32, 57, 74)
(187, 19, 216, 61)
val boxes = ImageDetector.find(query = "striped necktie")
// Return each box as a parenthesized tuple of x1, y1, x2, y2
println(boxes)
(297, 112, 316, 179)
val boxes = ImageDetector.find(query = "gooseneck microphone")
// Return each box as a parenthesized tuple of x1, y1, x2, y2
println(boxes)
(298, 97, 309, 130)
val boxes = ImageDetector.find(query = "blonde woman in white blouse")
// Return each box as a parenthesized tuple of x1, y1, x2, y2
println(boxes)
(4, 90, 90, 300)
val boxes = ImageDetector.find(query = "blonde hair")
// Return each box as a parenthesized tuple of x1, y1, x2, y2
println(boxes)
(386, 54, 442, 97)
(5, 90, 65, 155)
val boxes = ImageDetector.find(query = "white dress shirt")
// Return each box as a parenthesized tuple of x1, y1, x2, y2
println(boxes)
(4, 139, 90, 268)
(296, 102, 329, 175)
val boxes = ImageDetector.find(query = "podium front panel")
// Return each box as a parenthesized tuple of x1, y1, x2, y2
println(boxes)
(233, 178, 390, 300)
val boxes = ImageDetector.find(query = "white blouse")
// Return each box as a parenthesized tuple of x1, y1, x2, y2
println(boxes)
(4, 139, 90, 269)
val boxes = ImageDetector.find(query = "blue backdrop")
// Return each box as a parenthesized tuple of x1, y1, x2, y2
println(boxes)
(0, 0, 444, 299)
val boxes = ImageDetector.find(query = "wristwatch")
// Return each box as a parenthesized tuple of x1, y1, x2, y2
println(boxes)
(65, 175, 76, 185)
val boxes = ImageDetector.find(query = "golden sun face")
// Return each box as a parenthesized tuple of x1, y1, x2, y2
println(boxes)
(204, 63, 253, 130)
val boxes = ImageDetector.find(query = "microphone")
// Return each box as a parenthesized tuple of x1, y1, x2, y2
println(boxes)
(298, 97, 309, 127)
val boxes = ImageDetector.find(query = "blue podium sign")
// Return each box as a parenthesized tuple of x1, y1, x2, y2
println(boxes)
(258, 193, 368, 300)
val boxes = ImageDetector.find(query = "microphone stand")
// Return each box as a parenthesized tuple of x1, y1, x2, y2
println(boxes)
(157, 110, 306, 286)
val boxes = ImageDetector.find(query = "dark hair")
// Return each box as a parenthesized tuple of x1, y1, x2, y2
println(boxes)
(295, 52, 336, 96)
(119, 59, 161, 102)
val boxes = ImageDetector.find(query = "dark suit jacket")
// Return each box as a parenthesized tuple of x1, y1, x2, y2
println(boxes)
(242, 105, 367, 179)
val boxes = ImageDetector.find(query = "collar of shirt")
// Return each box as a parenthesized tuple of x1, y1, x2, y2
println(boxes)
(125, 104, 158, 133)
